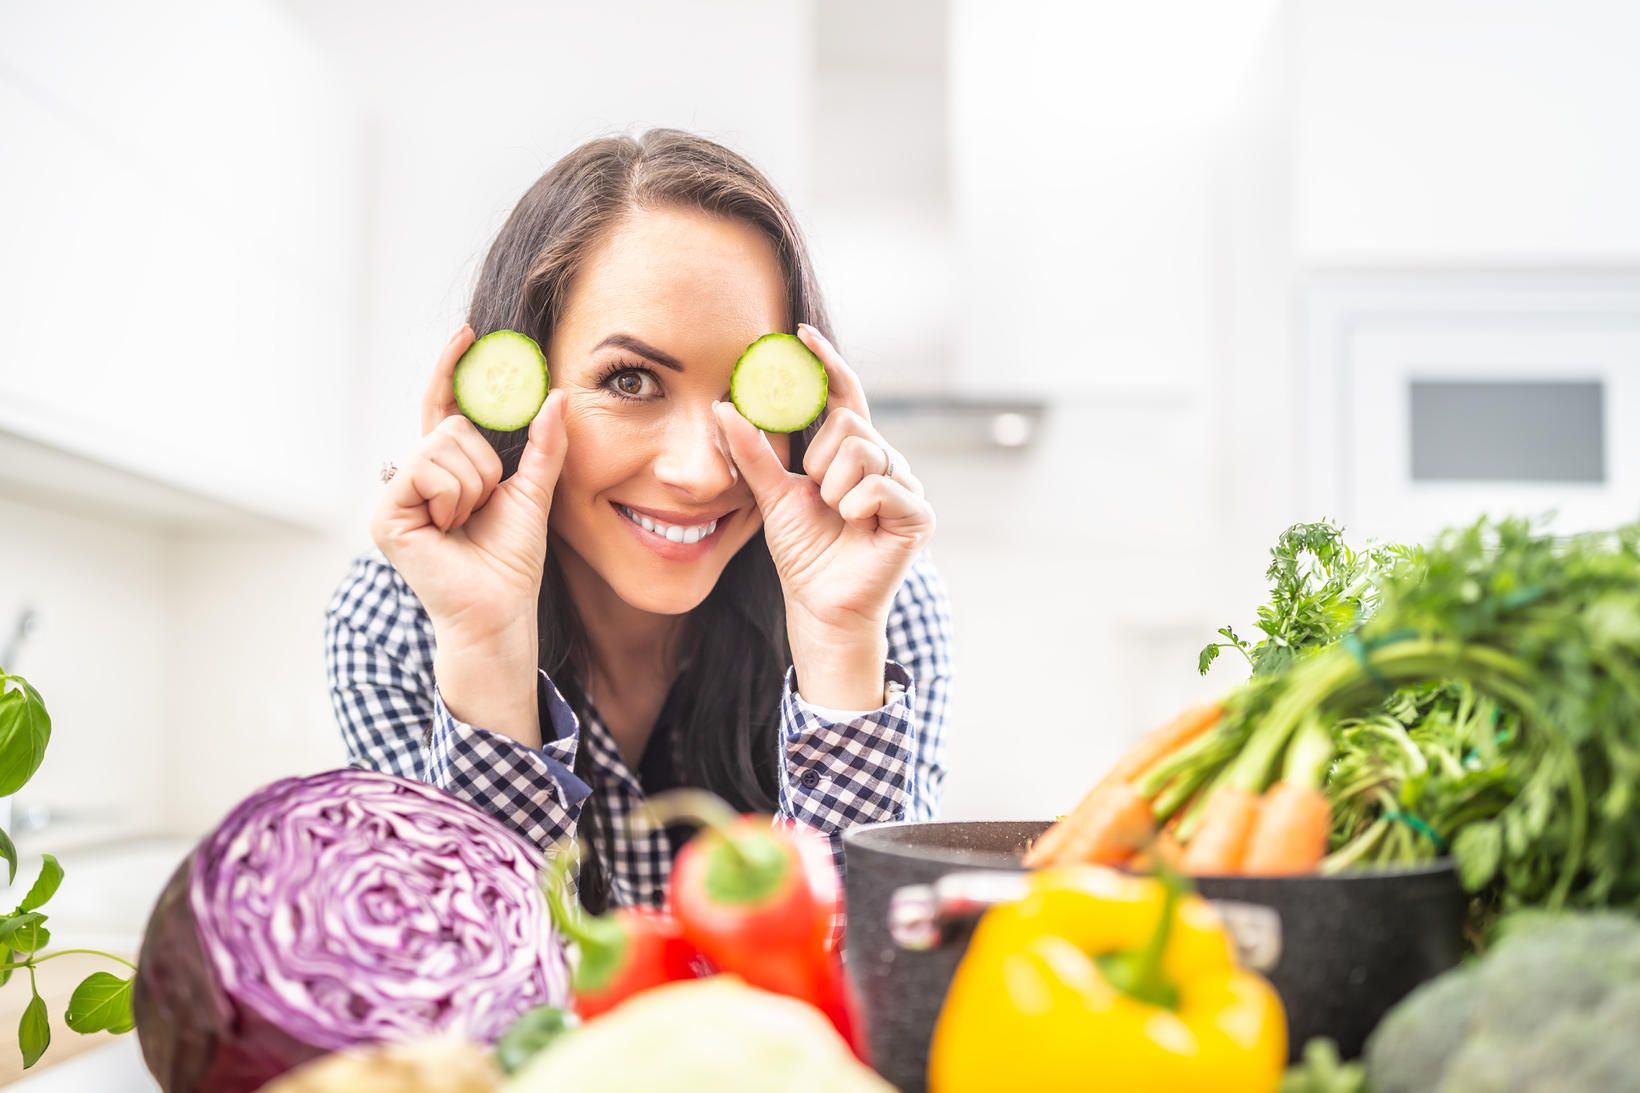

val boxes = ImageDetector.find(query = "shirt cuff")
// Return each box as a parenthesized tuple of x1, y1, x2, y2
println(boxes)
(426, 670, 593, 841)
(778, 659, 916, 817)
(787, 662, 912, 722)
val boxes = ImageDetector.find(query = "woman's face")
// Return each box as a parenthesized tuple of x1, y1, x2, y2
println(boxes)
(546, 204, 793, 616)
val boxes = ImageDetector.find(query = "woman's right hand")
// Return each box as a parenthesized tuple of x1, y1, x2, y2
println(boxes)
(370, 326, 568, 647)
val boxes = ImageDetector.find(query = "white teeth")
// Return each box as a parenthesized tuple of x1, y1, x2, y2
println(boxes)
(619, 505, 719, 545)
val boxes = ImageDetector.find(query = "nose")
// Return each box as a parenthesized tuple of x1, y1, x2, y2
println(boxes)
(651, 401, 739, 501)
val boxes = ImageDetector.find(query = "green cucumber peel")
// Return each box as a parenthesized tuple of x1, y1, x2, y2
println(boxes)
(730, 332, 827, 433)
(453, 329, 550, 432)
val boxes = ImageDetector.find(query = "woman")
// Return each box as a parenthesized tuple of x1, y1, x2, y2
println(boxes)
(325, 129, 953, 912)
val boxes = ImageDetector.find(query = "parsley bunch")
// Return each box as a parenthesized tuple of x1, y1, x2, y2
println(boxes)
(1205, 516, 1640, 933)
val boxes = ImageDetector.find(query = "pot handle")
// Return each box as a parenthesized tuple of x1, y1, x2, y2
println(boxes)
(889, 872, 1284, 972)
(888, 871, 1030, 951)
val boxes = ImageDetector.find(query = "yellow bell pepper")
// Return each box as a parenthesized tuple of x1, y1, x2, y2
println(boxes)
(927, 865, 1285, 1093)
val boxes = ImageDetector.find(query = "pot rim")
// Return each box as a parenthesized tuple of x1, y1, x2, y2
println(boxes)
(844, 818, 1458, 882)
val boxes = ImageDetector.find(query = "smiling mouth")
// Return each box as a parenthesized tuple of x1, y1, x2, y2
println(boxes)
(614, 503, 725, 545)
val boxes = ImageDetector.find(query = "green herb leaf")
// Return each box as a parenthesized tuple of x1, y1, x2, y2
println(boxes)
(0, 675, 51, 798)
(0, 913, 45, 944)
(0, 944, 12, 987)
(19, 988, 49, 1068)
(19, 855, 62, 913)
(0, 824, 15, 886)
(494, 1004, 579, 1075)
(0, 912, 50, 954)
(1453, 821, 1503, 892)
(1197, 643, 1220, 675)
(65, 972, 134, 1035)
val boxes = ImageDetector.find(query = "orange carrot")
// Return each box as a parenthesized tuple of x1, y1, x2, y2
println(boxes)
(1129, 829, 1185, 873)
(1027, 702, 1224, 870)
(1179, 785, 1262, 875)
(1098, 701, 1224, 793)
(1024, 781, 1155, 868)
(1241, 781, 1331, 875)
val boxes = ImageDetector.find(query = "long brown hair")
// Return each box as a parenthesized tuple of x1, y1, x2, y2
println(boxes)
(464, 129, 833, 910)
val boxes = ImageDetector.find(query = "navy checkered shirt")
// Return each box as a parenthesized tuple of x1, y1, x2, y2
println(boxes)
(324, 548, 954, 909)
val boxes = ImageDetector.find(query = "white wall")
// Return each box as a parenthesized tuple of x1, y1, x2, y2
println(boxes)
(922, 1, 1295, 819)
(1295, 0, 1640, 263)
(161, 530, 355, 833)
(0, 498, 169, 843)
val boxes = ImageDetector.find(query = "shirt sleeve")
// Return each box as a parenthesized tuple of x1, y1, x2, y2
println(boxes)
(774, 550, 957, 875)
(888, 550, 956, 821)
(324, 550, 592, 849)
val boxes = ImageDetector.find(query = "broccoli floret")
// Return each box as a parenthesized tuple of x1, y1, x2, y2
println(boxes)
(1363, 962, 1483, 1093)
(1365, 914, 1640, 1093)
(1436, 986, 1640, 1093)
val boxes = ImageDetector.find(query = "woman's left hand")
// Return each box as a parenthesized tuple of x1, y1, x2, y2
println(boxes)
(713, 324, 935, 705)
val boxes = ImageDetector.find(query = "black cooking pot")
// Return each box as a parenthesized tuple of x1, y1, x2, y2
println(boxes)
(842, 820, 1464, 1093)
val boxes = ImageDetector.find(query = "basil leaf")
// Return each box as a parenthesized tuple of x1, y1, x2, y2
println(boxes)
(65, 972, 134, 1035)
(19, 988, 49, 1068)
(10, 923, 48, 955)
(0, 824, 15, 886)
(0, 912, 45, 943)
(19, 854, 62, 912)
(0, 676, 51, 798)
(0, 912, 51, 953)
(0, 944, 12, 987)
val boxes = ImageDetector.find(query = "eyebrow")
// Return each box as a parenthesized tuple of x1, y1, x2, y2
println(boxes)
(590, 333, 686, 373)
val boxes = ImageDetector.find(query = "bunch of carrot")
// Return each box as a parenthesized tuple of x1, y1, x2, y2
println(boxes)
(1023, 701, 1336, 877)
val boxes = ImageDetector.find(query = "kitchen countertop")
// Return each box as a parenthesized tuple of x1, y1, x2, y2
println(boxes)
(5, 1035, 152, 1091)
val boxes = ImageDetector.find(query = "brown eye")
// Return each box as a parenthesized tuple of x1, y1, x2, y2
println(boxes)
(616, 372, 644, 396)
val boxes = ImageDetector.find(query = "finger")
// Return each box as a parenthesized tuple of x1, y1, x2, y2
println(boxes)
(506, 389, 568, 512)
(712, 400, 794, 512)
(802, 406, 876, 480)
(818, 435, 883, 512)
(406, 459, 463, 532)
(797, 322, 870, 422)
(837, 474, 935, 539)
(421, 323, 475, 435)
(424, 441, 484, 529)
(802, 406, 914, 491)
(439, 416, 506, 511)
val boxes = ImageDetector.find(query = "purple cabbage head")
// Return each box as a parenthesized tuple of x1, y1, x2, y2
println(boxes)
(133, 769, 568, 1093)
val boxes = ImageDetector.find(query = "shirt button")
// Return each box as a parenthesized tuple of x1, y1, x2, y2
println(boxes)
(799, 770, 821, 789)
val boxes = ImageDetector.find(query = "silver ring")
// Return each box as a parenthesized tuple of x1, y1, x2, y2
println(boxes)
(880, 445, 895, 481)
(379, 461, 397, 484)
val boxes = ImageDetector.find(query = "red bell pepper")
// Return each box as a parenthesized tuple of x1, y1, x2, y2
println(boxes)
(646, 790, 867, 1061)
(543, 843, 706, 1019)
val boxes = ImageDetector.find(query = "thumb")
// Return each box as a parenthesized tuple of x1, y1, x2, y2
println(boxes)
(713, 400, 793, 513)
(506, 389, 567, 511)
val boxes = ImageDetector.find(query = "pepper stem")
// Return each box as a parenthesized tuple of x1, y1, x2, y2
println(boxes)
(541, 840, 630, 992)
(1094, 865, 1185, 1010)
(629, 789, 784, 876)
(541, 840, 594, 947)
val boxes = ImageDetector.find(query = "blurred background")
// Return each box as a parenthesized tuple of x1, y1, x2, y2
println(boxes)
(3, 0, 1640, 1079)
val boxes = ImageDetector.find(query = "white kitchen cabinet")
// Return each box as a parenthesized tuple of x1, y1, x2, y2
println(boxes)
(0, 1, 359, 531)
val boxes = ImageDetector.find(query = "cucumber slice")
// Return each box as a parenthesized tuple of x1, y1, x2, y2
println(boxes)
(452, 330, 550, 431)
(730, 333, 828, 432)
